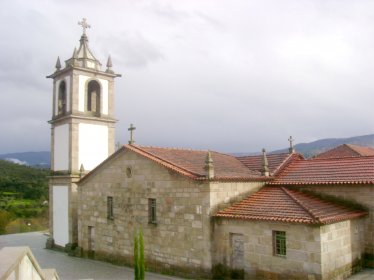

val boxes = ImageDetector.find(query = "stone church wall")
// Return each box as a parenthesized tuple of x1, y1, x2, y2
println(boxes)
(296, 185, 373, 259)
(78, 149, 212, 278)
(209, 181, 264, 213)
(320, 220, 365, 279)
(212, 218, 365, 280)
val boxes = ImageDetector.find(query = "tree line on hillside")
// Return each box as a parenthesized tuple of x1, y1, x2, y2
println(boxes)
(0, 160, 49, 234)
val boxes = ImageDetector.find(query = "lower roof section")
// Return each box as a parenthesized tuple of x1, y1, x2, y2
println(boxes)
(215, 186, 367, 225)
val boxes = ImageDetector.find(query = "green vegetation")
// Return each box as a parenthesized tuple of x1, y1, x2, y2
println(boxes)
(134, 228, 145, 280)
(0, 160, 49, 234)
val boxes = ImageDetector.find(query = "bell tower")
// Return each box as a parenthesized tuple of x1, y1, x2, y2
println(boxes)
(47, 19, 121, 249)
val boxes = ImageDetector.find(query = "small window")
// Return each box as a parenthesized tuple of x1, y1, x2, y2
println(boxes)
(148, 198, 156, 224)
(107, 196, 114, 220)
(126, 167, 132, 178)
(273, 231, 286, 256)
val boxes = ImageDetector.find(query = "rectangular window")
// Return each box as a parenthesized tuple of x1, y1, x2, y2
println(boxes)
(88, 226, 95, 251)
(148, 198, 157, 224)
(273, 231, 286, 256)
(107, 196, 114, 219)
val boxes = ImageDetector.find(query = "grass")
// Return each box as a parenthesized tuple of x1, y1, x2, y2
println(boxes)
(5, 217, 48, 234)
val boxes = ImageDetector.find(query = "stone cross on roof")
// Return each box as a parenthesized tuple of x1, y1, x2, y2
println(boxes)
(78, 18, 91, 34)
(288, 136, 295, 153)
(128, 124, 136, 144)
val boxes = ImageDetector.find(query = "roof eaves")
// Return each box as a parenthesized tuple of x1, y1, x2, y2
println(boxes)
(210, 176, 273, 182)
(269, 180, 374, 186)
(214, 213, 317, 224)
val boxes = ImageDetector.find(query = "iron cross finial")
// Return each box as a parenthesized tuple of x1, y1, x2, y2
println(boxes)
(288, 136, 295, 153)
(128, 124, 136, 144)
(78, 18, 91, 34)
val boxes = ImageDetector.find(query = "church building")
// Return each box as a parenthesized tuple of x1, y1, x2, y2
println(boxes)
(47, 20, 373, 280)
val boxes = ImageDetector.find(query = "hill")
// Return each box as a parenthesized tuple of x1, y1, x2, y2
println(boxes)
(232, 134, 374, 158)
(0, 160, 49, 200)
(0, 151, 50, 167)
(1, 134, 374, 164)
(271, 134, 374, 158)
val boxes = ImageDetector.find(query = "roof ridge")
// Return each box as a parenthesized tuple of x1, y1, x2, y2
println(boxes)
(236, 152, 291, 159)
(343, 144, 362, 156)
(280, 187, 320, 224)
(132, 144, 209, 153)
(134, 144, 242, 158)
(272, 153, 302, 176)
(309, 154, 374, 161)
(126, 145, 203, 178)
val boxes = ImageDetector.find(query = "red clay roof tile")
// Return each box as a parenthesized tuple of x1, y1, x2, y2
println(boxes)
(126, 145, 264, 180)
(271, 156, 374, 185)
(215, 186, 367, 224)
(313, 144, 374, 159)
(236, 153, 302, 175)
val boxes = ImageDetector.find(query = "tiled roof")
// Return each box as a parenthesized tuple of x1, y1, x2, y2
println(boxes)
(126, 145, 265, 181)
(215, 187, 367, 224)
(236, 153, 301, 175)
(271, 156, 374, 185)
(313, 144, 374, 159)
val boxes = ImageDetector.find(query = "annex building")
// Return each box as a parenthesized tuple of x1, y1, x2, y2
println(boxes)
(47, 20, 374, 280)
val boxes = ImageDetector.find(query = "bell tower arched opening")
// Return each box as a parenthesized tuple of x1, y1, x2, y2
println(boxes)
(87, 80, 101, 115)
(58, 81, 67, 115)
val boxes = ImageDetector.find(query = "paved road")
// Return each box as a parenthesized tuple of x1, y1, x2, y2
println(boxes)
(0, 232, 183, 280)
(0, 232, 372, 280)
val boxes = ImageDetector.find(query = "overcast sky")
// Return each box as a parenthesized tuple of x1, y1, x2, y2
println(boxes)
(0, 0, 373, 154)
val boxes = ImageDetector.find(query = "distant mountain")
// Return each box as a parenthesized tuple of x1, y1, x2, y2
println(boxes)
(0, 151, 50, 167)
(2, 134, 374, 166)
(271, 134, 374, 158)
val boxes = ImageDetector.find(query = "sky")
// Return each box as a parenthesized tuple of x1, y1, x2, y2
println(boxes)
(0, 0, 373, 154)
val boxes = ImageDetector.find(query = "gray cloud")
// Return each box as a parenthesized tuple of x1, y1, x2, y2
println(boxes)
(0, 0, 373, 154)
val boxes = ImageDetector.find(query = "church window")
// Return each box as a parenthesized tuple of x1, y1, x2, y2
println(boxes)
(88, 226, 95, 251)
(86, 80, 101, 115)
(148, 198, 157, 224)
(126, 167, 132, 178)
(273, 231, 286, 256)
(57, 81, 67, 115)
(107, 196, 114, 220)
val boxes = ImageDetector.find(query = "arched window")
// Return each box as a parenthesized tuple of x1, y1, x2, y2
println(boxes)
(87, 80, 101, 115)
(57, 81, 67, 115)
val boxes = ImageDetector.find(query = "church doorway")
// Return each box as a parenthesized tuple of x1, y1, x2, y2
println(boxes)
(231, 233, 244, 269)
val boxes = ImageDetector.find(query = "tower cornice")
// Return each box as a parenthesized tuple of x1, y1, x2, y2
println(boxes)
(48, 114, 117, 125)
(47, 65, 121, 79)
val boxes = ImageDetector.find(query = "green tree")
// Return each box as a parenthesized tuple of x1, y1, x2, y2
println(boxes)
(134, 228, 145, 280)
(134, 231, 139, 280)
(139, 229, 145, 279)
(0, 210, 11, 234)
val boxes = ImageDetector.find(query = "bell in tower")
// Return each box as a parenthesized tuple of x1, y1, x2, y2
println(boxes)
(46, 18, 121, 250)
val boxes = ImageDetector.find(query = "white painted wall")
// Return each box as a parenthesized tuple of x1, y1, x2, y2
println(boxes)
(53, 124, 69, 171)
(78, 123, 108, 170)
(98, 78, 108, 115)
(53, 185, 69, 247)
(54, 77, 70, 115)
(78, 75, 90, 112)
